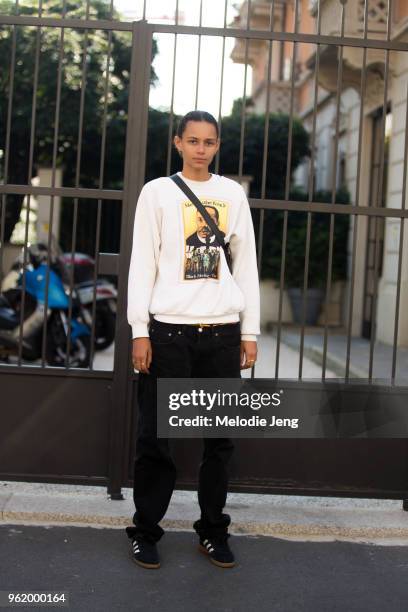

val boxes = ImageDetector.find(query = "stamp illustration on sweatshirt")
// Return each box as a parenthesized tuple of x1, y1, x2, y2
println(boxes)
(181, 197, 229, 281)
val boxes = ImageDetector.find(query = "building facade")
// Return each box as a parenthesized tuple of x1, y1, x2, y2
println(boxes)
(231, 0, 408, 346)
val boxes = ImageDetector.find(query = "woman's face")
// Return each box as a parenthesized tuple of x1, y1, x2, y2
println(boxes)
(174, 121, 219, 171)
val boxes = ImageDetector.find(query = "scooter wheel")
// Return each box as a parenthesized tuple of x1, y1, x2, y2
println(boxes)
(46, 313, 91, 368)
(92, 301, 116, 351)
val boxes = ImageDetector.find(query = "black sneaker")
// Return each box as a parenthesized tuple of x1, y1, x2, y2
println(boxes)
(198, 534, 235, 568)
(130, 536, 161, 569)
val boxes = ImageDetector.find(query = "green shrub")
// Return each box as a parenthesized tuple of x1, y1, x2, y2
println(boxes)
(260, 186, 351, 288)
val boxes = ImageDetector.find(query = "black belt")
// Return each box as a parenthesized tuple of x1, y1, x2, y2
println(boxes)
(152, 317, 239, 331)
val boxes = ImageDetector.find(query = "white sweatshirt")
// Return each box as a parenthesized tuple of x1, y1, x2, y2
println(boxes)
(127, 171, 260, 341)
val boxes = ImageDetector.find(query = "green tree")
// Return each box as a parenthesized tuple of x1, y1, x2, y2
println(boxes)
(219, 107, 310, 197)
(0, 0, 158, 244)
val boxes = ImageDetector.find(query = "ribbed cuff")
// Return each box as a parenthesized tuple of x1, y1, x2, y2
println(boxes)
(131, 322, 149, 339)
(241, 334, 257, 341)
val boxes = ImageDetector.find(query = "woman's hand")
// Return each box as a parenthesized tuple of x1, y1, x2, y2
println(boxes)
(240, 340, 257, 370)
(132, 337, 152, 374)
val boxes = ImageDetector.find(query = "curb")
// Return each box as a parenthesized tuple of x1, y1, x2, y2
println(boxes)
(3, 512, 408, 545)
(2, 483, 408, 545)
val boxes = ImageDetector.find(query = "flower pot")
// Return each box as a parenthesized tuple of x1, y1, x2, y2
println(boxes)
(287, 287, 325, 326)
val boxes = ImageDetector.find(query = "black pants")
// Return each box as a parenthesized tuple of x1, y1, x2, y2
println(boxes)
(125, 317, 241, 544)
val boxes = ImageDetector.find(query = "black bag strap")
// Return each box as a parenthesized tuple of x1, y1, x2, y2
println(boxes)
(169, 173, 229, 250)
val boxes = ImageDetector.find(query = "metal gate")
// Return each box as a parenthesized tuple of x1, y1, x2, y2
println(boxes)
(1, 0, 408, 504)
(0, 12, 152, 499)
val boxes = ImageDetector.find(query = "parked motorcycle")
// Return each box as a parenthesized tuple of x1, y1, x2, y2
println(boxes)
(60, 252, 117, 351)
(0, 241, 91, 367)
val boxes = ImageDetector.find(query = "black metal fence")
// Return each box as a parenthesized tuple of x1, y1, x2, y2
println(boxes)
(1, 0, 408, 501)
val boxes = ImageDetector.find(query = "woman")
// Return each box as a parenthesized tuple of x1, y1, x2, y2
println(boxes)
(125, 110, 260, 569)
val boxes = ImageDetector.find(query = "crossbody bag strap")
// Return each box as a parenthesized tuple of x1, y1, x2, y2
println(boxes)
(169, 173, 228, 249)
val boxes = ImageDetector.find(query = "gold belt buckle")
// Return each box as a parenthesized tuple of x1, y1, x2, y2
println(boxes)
(197, 323, 212, 328)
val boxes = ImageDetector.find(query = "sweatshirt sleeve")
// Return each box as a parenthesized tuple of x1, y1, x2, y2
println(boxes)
(229, 186, 261, 341)
(127, 183, 161, 339)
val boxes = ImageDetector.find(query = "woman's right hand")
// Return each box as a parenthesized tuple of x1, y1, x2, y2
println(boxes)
(132, 337, 152, 374)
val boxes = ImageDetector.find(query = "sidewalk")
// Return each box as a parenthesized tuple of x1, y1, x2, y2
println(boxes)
(90, 327, 408, 383)
(278, 327, 408, 383)
(2, 481, 408, 545)
(90, 331, 338, 378)
(8, 324, 397, 383)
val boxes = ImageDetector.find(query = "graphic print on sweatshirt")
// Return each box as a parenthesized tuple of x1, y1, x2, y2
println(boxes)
(181, 197, 229, 281)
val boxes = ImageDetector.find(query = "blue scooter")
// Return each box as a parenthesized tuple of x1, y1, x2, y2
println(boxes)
(0, 242, 91, 367)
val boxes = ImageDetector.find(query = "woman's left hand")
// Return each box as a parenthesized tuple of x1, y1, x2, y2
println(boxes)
(240, 340, 257, 370)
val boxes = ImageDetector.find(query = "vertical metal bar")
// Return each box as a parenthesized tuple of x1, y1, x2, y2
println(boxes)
(297, 0, 322, 378)
(344, 0, 370, 382)
(0, 195, 5, 292)
(321, 213, 334, 380)
(256, 208, 264, 299)
(391, 78, 408, 383)
(213, 0, 228, 176)
(236, 0, 253, 375)
(279, 1, 286, 80)
(297, 0, 323, 379)
(329, 34, 345, 161)
(165, 0, 179, 176)
(16, 0, 43, 366)
(237, 31, 249, 181)
(0, 16, 17, 294)
(254, 0, 275, 378)
(275, 211, 288, 379)
(64, 0, 92, 368)
(194, 0, 203, 109)
(307, 0, 321, 204)
(260, 0, 275, 199)
(269, 0, 275, 32)
(292, 0, 314, 379)
(283, 0, 299, 203)
(275, 0, 299, 379)
(298, 211, 311, 379)
(88, 0, 115, 370)
(344, 210, 360, 381)
(321, 1, 347, 380)
(109, 20, 152, 497)
(368, 0, 392, 382)
(40, 0, 67, 368)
